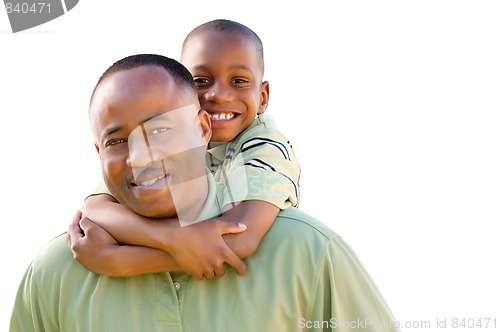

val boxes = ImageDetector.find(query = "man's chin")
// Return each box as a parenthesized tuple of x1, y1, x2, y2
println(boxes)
(127, 201, 176, 219)
(140, 208, 176, 219)
(124, 186, 177, 218)
(138, 210, 176, 219)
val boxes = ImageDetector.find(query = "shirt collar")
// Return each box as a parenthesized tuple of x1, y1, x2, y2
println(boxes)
(206, 115, 265, 164)
(206, 142, 228, 166)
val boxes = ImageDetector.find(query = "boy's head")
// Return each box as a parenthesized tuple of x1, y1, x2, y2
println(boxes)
(181, 19, 270, 142)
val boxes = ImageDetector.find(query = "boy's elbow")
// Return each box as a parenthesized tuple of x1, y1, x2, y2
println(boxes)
(233, 237, 260, 259)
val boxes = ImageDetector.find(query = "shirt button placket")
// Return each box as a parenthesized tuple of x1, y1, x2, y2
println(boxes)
(156, 274, 182, 332)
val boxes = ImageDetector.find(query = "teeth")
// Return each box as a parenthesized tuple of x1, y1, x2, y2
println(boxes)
(136, 174, 166, 187)
(210, 112, 235, 120)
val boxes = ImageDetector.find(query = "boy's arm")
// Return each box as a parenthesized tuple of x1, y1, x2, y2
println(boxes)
(67, 210, 181, 277)
(78, 195, 276, 277)
(83, 195, 277, 257)
(82, 194, 169, 249)
(79, 196, 248, 279)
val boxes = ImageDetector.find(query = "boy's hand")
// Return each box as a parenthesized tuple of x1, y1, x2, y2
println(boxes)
(166, 220, 247, 280)
(66, 210, 122, 275)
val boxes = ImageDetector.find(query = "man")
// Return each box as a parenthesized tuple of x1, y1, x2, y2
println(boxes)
(10, 54, 399, 331)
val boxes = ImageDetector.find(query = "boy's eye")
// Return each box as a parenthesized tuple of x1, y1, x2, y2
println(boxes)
(231, 78, 250, 85)
(193, 77, 211, 87)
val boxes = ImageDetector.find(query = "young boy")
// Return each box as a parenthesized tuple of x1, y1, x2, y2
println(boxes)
(73, 20, 300, 279)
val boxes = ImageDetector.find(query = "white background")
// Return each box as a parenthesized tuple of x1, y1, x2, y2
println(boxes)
(1, 1, 499, 330)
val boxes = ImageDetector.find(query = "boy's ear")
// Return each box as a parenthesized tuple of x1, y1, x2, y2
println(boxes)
(257, 81, 270, 114)
(198, 110, 212, 144)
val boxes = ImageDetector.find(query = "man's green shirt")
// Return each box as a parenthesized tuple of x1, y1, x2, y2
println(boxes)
(10, 176, 398, 332)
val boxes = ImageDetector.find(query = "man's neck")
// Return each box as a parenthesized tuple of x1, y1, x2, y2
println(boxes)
(171, 173, 209, 227)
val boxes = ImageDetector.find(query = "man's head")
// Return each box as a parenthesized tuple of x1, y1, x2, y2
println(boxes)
(181, 19, 269, 142)
(90, 54, 211, 218)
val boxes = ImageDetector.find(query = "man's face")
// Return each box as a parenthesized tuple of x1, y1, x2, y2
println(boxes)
(181, 31, 269, 142)
(90, 66, 210, 218)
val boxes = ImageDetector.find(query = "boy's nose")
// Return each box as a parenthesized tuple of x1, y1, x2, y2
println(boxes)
(204, 82, 233, 103)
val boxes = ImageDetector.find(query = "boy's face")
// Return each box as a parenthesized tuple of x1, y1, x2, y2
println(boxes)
(181, 31, 269, 142)
(90, 66, 210, 218)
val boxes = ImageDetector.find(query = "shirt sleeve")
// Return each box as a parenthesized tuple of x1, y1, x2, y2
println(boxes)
(220, 136, 301, 210)
(306, 236, 400, 332)
(85, 180, 113, 200)
(9, 263, 59, 332)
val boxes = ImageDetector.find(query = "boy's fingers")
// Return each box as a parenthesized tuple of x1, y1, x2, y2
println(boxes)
(224, 250, 247, 276)
(191, 271, 204, 281)
(67, 211, 84, 253)
(69, 210, 82, 229)
(68, 211, 84, 242)
(214, 265, 226, 277)
(219, 222, 247, 235)
(73, 210, 83, 221)
(79, 217, 101, 234)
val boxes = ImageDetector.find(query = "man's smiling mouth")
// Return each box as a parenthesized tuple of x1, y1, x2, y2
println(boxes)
(133, 174, 168, 187)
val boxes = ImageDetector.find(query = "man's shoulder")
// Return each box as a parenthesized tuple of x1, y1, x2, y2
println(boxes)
(250, 208, 342, 288)
(275, 208, 339, 238)
(34, 233, 70, 257)
(261, 207, 341, 257)
(30, 233, 78, 277)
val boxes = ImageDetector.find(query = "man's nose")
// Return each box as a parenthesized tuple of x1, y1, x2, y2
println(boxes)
(126, 125, 158, 168)
(204, 81, 233, 103)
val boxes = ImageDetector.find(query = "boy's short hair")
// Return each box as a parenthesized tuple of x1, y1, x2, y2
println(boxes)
(90, 54, 196, 106)
(182, 19, 265, 74)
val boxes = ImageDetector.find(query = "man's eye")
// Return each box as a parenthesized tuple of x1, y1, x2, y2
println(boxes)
(106, 138, 126, 147)
(151, 127, 169, 135)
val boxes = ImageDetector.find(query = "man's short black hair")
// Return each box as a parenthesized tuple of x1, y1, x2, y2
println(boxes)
(90, 54, 196, 106)
(182, 19, 265, 74)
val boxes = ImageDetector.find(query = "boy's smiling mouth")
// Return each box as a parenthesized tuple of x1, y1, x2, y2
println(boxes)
(209, 112, 236, 121)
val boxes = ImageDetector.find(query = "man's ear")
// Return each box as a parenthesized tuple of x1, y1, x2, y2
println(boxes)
(257, 81, 270, 114)
(198, 110, 212, 144)
(94, 143, 101, 158)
